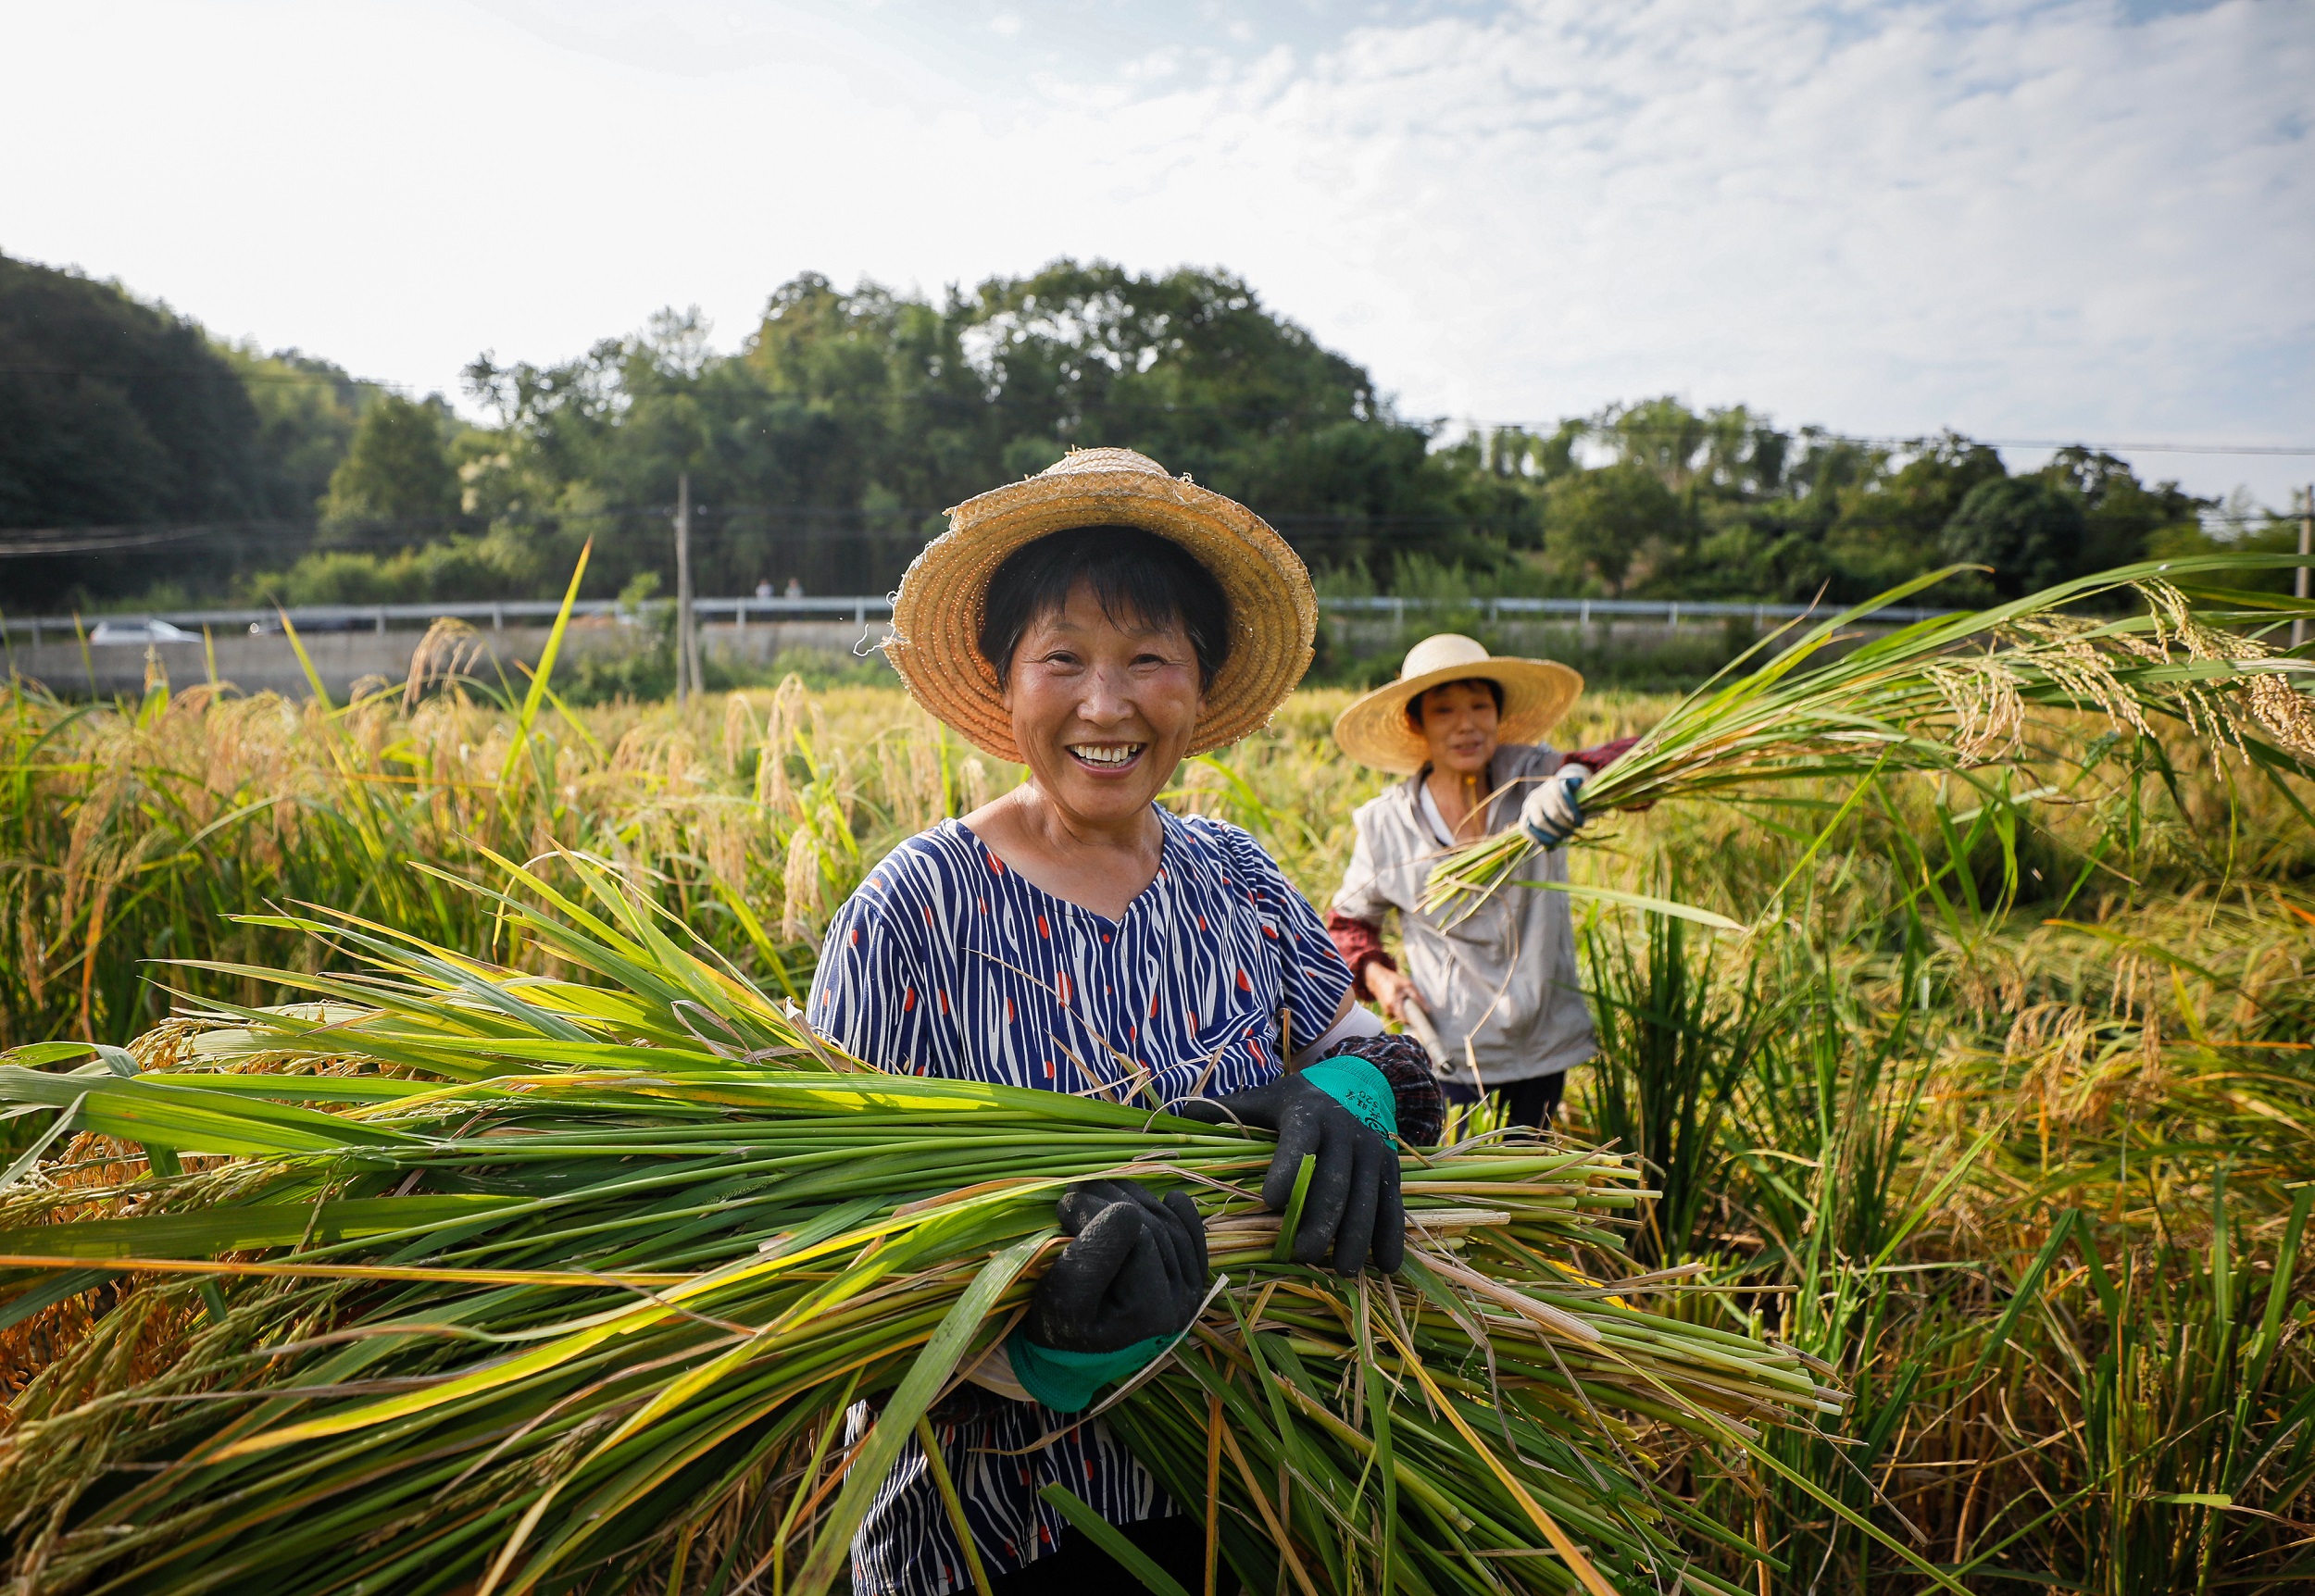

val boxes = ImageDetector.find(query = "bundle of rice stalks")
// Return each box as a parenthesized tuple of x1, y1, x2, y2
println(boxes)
(1421, 554, 2315, 923)
(0, 856, 1862, 1596)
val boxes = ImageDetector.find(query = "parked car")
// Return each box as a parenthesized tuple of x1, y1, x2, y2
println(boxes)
(88, 618, 197, 645)
(246, 614, 365, 635)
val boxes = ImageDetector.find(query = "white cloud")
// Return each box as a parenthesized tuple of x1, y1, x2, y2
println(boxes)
(1026, 0, 2313, 495)
(0, 0, 2305, 500)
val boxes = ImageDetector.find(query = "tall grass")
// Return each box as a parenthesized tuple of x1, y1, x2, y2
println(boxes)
(5, 652, 2313, 1588)
(0, 670, 972, 1048)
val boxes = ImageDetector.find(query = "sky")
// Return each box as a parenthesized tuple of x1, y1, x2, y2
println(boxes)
(4, 0, 2310, 505)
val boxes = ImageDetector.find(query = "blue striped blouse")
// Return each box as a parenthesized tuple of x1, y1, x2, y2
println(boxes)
(809, 808, 1355, 1595)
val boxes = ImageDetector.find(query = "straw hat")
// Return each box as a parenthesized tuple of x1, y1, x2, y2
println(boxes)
(1332, 634, 1583, 774)
(884, 448, 1317, 762)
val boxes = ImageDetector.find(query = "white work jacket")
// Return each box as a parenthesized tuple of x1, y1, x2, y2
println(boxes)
(1332, 743, 1597, 1089)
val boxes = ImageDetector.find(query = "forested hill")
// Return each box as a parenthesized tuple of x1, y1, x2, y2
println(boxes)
(3, 253, 2270, 615)
(0, 253, 392, 605)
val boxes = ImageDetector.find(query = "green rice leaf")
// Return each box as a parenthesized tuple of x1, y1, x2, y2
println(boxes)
(793, 1229, 1053, 1593)
(1036, 1483, 1193, 1596)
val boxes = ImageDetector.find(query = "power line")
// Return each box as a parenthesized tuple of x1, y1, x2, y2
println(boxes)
(1445, 421, 2315, 456)
(0, 522, 239, 556)
(0, 362, 411, 392)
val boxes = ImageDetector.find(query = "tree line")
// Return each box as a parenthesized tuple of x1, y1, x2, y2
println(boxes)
(4, 249, 2290, 616)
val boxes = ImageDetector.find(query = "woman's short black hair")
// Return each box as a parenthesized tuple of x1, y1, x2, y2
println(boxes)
(978, 526, 1233, 688)
(1404, 676, 1505, 732)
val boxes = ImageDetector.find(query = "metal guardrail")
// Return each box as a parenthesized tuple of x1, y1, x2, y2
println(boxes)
(0, 592, 1951, 644)
(1324, 595, 1955, 624)
(0, 596, 892, 644)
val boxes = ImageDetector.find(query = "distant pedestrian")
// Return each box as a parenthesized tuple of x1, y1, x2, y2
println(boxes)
(755, 579, 774, 600)
(783, 576, 804, 600)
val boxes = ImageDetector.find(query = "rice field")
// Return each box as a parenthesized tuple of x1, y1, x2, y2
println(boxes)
(4, 665, 2312, 1591)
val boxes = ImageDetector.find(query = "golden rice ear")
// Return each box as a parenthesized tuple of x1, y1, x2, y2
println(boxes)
(780, 823, 825, 944)
(403, 617, 487, 712)
(721, 692, 757, 775)
(956, 754, 991, 815)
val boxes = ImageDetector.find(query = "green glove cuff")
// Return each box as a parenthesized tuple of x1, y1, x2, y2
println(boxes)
(1299, 1054, 1398, 1138)
(1007, 1332, 1173, 1414)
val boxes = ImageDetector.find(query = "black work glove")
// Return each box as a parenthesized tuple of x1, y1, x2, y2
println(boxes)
(1024, 1178, 1209, 1353)
(1176, 1075, 1405, 1275)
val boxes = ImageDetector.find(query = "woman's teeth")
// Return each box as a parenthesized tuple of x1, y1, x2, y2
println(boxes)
(1068, 743, 1144, 767)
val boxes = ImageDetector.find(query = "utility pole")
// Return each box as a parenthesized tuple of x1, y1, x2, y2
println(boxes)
(675, 471, 696, 704)
(2296, 483, 2311, 652)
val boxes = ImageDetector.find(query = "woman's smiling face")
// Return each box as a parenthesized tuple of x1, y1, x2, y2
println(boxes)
(1417, 680, 1502, 777)
(1002, 580, 1206, 829)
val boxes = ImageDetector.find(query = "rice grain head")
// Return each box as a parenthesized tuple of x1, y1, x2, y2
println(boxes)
(1925, 655, 2029, 766)
(2241, 669, 2315, 760)
(957, 755, 990, 815)
(403, 617, 487, 712)
(781, 824, 825, 943)
(907, 716, 945, 826)
(1181, 759, 1230, 817)
(722, 692, 757, 776)
(755, 687, 802, 817)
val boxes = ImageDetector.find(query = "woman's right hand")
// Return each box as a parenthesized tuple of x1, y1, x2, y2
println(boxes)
(1024, 1179, 1208, 1353)
(1365, 964, 1421, 1024)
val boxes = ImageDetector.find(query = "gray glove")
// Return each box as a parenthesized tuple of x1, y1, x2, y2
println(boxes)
(1519, 762, 1592, 848)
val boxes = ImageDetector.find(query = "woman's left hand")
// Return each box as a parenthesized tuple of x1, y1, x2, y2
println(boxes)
(1178, 1076, 1404, 1274)
(1025, 1179, 1210, 1353)
(1519, 762, 1592, 848)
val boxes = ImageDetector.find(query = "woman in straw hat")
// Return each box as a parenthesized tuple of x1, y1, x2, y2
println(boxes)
(807, 448, 1443, 1594)
(1326, 635, 1638, 1129)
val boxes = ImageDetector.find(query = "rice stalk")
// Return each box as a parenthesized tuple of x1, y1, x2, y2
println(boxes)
(1420, 555, 2315, 923)
(0, 854, 1845, 1596)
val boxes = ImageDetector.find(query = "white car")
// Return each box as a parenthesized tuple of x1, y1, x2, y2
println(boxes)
(88, 618, 198, 645)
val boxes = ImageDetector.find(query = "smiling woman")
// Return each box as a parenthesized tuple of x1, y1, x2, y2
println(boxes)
(814, 448, 1444, 1594)
(963, 527, 1226, 915)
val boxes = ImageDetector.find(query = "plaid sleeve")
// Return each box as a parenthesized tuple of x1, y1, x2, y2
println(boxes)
(1323, 910, 1397, 1004)
(1563, 734, 1640, 771)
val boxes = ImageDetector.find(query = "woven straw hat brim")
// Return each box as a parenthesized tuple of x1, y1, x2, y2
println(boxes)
(885, 462, 1317, 763)
(1332, 655, 1583, 774)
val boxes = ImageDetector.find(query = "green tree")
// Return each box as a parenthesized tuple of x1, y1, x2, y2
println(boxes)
(216, 341, 383, 517)
(320, 394, 460, 539)
(455, 260, 1458, 600)
(1820, 433, 2008, 596)
(0, 252, 273, 605)
(2039, 446, 2209, 571)
(1940, 476, 2087, 598)
(1545, 462, 1681, 595)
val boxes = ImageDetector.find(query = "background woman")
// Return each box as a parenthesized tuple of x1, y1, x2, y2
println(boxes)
(1327, 633, 1636, 1128)
(808, 448, 1442, 1595)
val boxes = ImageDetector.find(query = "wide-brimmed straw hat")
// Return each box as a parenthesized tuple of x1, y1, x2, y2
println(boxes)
(884, 447, 1317, 762)
(1332, 633, 1583, 774)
